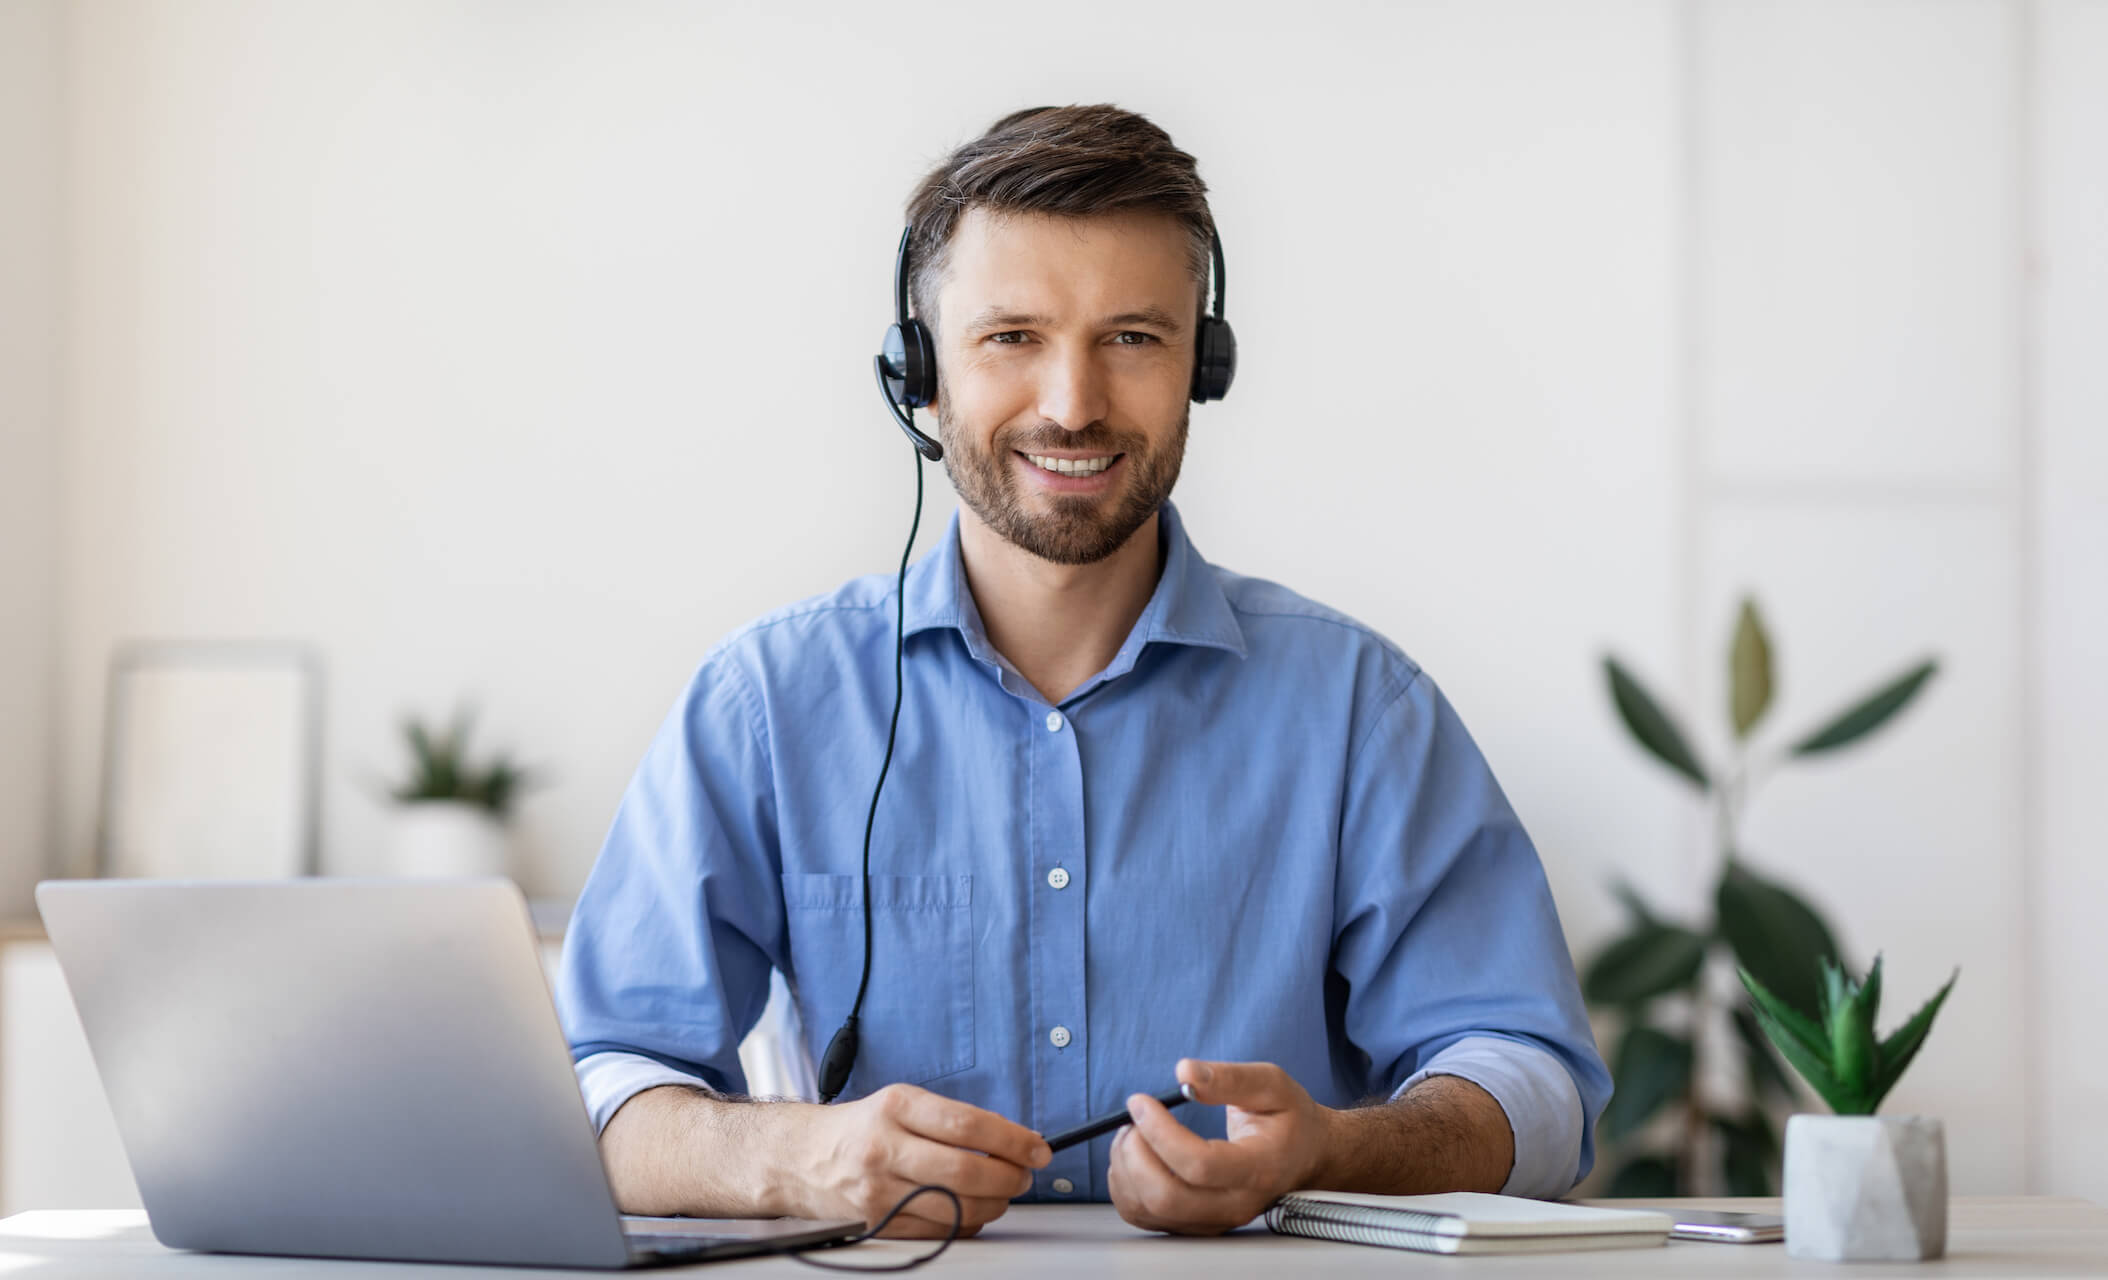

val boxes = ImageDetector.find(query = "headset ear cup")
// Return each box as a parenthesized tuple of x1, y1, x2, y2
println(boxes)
(902, 320, 937, 408)
(880, 320, 939, 409)
(905, 320, 938, 408)
(1190, 318, 1237, 403)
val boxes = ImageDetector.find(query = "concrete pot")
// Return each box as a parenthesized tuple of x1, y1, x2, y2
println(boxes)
(1784, 1114, 1947, 1261)
(390, 800, 511, 879)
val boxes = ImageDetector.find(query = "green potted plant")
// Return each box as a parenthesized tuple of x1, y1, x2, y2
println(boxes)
(1741, 957, 1958, 1261)
(1587, 598, 1938, 1195)
(386, 707, 540, 880)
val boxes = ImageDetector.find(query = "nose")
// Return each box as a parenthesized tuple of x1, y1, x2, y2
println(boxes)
(1035, 341, 1111, 433)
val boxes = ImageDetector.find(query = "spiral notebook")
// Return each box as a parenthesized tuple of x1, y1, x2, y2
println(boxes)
(1265, 1191, 1673, 1256)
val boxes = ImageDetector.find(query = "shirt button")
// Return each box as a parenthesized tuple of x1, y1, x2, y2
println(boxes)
(1046, 867, 1070, 890)
(1048, 1025, 1072, 1049)
(1045, 710, 1064, 732)
(1051, 1178, 1075, 1195)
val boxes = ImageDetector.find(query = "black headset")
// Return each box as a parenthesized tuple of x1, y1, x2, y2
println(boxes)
(818, 222, 1236, 1106)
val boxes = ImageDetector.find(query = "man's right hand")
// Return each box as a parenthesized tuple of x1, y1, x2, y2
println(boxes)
(791, 1083, 1054, 1238)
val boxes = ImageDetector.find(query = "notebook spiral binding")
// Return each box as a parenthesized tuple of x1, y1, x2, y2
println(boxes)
(1264, 1200, 1458, 1249)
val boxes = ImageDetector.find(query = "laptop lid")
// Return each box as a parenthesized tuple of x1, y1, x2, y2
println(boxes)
(36, 878, 635, 1269)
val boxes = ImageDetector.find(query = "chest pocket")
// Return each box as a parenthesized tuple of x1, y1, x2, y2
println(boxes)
(780, 873, 974, 1091)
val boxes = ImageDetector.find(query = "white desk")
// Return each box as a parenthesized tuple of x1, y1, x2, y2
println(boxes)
(4, 1198, 2105, 1278)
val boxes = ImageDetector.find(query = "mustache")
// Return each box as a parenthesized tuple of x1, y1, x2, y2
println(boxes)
(996, 425, 1146, 455)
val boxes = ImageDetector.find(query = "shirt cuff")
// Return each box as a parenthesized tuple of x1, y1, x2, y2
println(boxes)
(1392, 1035, 1584, 1199)
(576, 1051, 719, 1136)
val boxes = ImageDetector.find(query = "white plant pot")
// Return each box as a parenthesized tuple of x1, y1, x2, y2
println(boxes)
(390, 800, 512, 880)
(1784, 1114, 1947, 1261)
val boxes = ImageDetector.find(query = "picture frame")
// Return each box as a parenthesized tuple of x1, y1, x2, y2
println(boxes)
(95, 640, 324, 879)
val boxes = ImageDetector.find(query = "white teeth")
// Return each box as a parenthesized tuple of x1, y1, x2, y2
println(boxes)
(1026, 453, 1115, 476)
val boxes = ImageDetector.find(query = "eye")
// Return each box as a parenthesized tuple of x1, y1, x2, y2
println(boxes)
(988, 331, 1029, 345)
(1111, 331, 1158, 346)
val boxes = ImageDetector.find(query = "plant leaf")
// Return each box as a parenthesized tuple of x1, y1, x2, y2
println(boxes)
(1829, 957, 1879, 1099)
(1730, 599, 1774, 740)
(1713, 1110, 1779, 1197)
(490, 760, 541, 819)
(1610, 879, 1658, 928)
(1817, 954, 1852, 1029)
(1717, 860, 1841, 1022)
(1583, 923, 1709, 1007)
(1733, 1004, 1797, 1103)
(1745, 994, 1859, 1114)
(1603, 657, 1711, 791)
(1736, 966, 1827, 1063)
(1871, 969, 1960, 1111)
(477, 760, 518, 817)
(406, 719, 437, 776)
(402, 718, 457, 800)
(1600, 1026, 1694, 1143)
(1857, 952, 1885, 1031)
(1605, 1154, 1681, 1198)
(1790, 660, 1939, 756)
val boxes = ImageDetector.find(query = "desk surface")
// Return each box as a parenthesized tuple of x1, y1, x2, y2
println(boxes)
(4, 1198, 2106, 1278)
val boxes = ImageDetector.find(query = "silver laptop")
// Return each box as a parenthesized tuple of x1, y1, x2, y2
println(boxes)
(35, 878, 863, 1268)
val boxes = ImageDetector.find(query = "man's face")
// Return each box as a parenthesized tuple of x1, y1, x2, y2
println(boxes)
(929, 208, 1199, 566)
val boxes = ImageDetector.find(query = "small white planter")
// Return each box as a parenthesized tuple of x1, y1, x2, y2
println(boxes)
(389, 800, 512, 879)
(1784, 1114, 1947, 1261)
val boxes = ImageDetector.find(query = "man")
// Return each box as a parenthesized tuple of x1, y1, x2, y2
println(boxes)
(556, 105, 1611, 1240)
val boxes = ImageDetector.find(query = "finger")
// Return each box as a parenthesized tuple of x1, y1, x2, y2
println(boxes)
(875, 1215, 966, 1240)
(891, 1088, 1052, 1170)
(1107, 1126, 1174, 1234)
(1176, 1058, 1303, 1112)
(893, 1136, 1039, 1200)
(1106, 1128, 1157, 1232)
(889, 1174, 1015, 1227)
(895, 1191, 1012, 1229)
(869, 1178, 1010, 1233)
(1116, 1115, 1255, 1230)
(938, 1199, 1013, 1231)
(1127, 1091, 1262, 1190)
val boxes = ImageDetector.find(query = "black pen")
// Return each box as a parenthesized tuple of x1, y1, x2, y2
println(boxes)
(1042, 1084, 1196, 1153)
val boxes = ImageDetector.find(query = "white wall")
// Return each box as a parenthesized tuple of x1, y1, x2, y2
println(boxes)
(2034, 0, 2108, 1209)
(0, 0, 62, 913)
(13, 0, 2106, 1199)
(1690, 0, 2030, 1196)
(48, 0, 1685, 931)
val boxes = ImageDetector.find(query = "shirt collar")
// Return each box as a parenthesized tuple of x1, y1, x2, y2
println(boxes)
(902, 499, 1248, 669)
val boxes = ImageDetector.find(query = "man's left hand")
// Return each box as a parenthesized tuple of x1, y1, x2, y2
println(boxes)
(1105, 1058, 1331, 1235)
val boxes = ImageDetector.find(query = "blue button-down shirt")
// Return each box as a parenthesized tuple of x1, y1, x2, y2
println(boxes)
(556, 500, 1611, 1201)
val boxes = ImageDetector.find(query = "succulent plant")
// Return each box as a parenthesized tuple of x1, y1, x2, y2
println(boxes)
(1739, 956, 1957, 1116)
(390, 706, 541, 820)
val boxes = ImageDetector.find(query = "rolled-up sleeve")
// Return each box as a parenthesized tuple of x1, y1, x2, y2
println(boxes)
(1332, 669, 1613, 1197)
(1394, 1036, 1586, 1199)
(576, 1051, 718, 1135)
(554, 650, 787, 1125)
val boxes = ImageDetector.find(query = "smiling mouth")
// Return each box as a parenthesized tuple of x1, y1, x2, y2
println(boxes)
(1018, 451, 1122, 477)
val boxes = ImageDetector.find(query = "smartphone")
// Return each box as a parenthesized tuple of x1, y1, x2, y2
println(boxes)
(1668, 1209, 1786, 1243)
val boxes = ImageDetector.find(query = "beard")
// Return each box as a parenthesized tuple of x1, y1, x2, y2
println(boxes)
(935, 384, 1189, 567)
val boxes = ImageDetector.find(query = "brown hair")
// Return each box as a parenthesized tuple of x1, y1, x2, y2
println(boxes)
(903, 104, 1215, 333)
